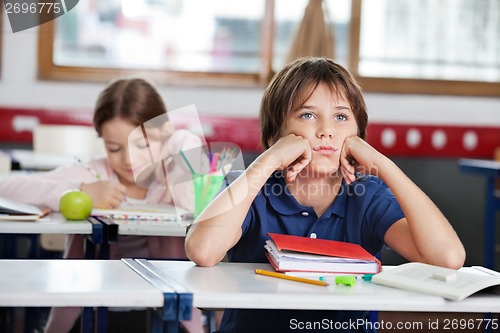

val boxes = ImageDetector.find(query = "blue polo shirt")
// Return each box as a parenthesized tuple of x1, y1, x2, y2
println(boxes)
(217, 171, 405, 333)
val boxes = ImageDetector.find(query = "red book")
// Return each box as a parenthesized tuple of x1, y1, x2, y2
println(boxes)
(265, 233, 381, 274)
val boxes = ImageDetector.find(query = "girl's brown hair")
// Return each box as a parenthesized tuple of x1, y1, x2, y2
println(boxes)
(260, 57, 368, 149)
(94, 78, 167, 136)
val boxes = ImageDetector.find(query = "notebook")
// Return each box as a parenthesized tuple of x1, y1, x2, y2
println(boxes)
(91, 203, 192, 222)
(0, 196, 50, 221)
(265, 233, 381, 274)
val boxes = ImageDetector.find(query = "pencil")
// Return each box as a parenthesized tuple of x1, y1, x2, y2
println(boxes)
(76, 158, 101, 180)
(254, 269, 329, 287)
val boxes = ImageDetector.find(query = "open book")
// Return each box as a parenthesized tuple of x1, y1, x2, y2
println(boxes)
(0, 196, 50, 221)
(371, 262, 500, 301)
(265, 233, 381, 274)
(91, 203, 192, 222)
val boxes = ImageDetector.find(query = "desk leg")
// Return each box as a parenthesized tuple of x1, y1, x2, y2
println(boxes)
(151, 315, 179, 333)
(485, 178, 496, 269)
(96, 307, 108, 333)
(84, 237, 96, 259)
(150, 296, 180, 333)
(81, 307, 94, 333)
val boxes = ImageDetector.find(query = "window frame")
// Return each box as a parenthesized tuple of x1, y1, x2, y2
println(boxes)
(38, 0, 275, 86)
(37, 0, 500, 96)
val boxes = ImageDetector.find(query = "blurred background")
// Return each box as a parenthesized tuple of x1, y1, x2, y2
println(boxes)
(0, 0, 499, 269)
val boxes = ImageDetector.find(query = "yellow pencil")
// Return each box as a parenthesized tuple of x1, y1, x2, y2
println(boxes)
(254, 269, 329, 287)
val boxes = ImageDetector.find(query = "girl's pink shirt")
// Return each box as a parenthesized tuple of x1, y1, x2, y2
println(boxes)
(0, 129, 202, 260)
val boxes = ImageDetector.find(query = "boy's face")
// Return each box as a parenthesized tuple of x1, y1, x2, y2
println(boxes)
(282, 82, 358, 176)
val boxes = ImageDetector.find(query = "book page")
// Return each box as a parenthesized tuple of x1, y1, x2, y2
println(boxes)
(0, 196, 43, 215)
(372, 262, 500, 301)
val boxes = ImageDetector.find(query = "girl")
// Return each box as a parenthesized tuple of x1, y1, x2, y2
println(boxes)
(185, 58, 465, 332)
(0, 78, 204, 333)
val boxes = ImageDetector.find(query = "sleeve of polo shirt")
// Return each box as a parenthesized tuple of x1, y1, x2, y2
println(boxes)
(363, 181, 405, 252)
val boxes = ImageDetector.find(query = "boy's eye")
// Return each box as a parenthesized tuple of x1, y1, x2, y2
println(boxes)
(299, 112, 315, 120)
(335, 114, 348, 121)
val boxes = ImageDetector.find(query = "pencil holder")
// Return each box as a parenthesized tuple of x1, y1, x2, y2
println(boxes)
(193, 173, 225, 218)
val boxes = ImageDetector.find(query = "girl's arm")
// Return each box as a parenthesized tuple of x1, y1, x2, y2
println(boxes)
(340, 137, 465, 269)
(0, 161, 127, 210)
(0, 164, 92, 210)
(185, 134, 312, 267)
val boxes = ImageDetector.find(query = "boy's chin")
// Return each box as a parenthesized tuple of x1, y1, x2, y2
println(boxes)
(302, 164, 341, 178)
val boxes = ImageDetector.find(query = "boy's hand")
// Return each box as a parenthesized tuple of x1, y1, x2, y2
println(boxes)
(265, 134, 312, 182)
(79, 181, 127, 209)
(340, 136, 383, 184)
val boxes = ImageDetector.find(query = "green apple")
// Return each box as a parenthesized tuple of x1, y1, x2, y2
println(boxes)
(59, 190, 93, 221)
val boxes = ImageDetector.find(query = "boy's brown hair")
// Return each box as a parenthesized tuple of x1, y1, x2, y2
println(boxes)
(94, 77, 168, 136)
(260, 57, 368, 149)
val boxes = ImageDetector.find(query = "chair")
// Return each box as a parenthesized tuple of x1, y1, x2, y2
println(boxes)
(33, 125, 105, 252)
(33, 124, 105, 159)
(0, 151, 11, 174)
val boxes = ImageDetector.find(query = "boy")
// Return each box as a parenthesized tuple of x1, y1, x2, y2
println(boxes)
(185, 57, 465, 332)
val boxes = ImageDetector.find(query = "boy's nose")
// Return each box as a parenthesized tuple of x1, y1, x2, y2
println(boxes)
(317, 125, 334, 139)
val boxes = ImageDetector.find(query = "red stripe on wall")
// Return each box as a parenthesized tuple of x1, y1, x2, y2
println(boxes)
(1, 107, 498, 158)
(366, 124, 500, 158)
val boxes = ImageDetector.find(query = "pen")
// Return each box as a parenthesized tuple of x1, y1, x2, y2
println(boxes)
(76, 158, 101, 180)
(254, 269, 329, 287)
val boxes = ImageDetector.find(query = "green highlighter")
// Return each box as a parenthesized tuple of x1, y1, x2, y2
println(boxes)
(319, 274, 374, 287)
(334, 275, 356, 287)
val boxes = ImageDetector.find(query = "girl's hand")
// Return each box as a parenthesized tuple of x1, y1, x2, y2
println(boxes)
(79, 181, 127, 209)
(340, 136, 384, 184)
(264, 134, 312, 182)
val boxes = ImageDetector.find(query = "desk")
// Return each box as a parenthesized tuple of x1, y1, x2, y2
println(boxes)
(140, 260, 500, 313)
(7, 149, 74, 170)
(0, 260, 162, 307)
(459, 158, 500, 269)
(115, 219, 188, 237)
(0, 213, 104, 260)
(0, 259, 185, 333)
(0, 213, 91, 235)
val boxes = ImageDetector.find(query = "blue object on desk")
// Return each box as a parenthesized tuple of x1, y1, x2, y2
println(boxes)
(123, 258, 193, 333)
(459, 158, 500, 269)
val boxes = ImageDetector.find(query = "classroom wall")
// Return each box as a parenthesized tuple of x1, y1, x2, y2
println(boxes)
(1, 19, 500, 126)
(1, 18, 500, 268)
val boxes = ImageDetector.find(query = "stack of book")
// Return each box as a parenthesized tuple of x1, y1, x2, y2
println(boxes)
(264, 233, 381, 277)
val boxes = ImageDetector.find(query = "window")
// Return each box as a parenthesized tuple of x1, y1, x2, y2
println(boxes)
(38, 0, 500, 96)
(354, 0, 500, 96)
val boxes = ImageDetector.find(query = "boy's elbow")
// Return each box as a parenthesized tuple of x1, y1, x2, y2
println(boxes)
(186, 249, 220, 267)
(185, 238, 220, 267)
(440, 245, 466, 270)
